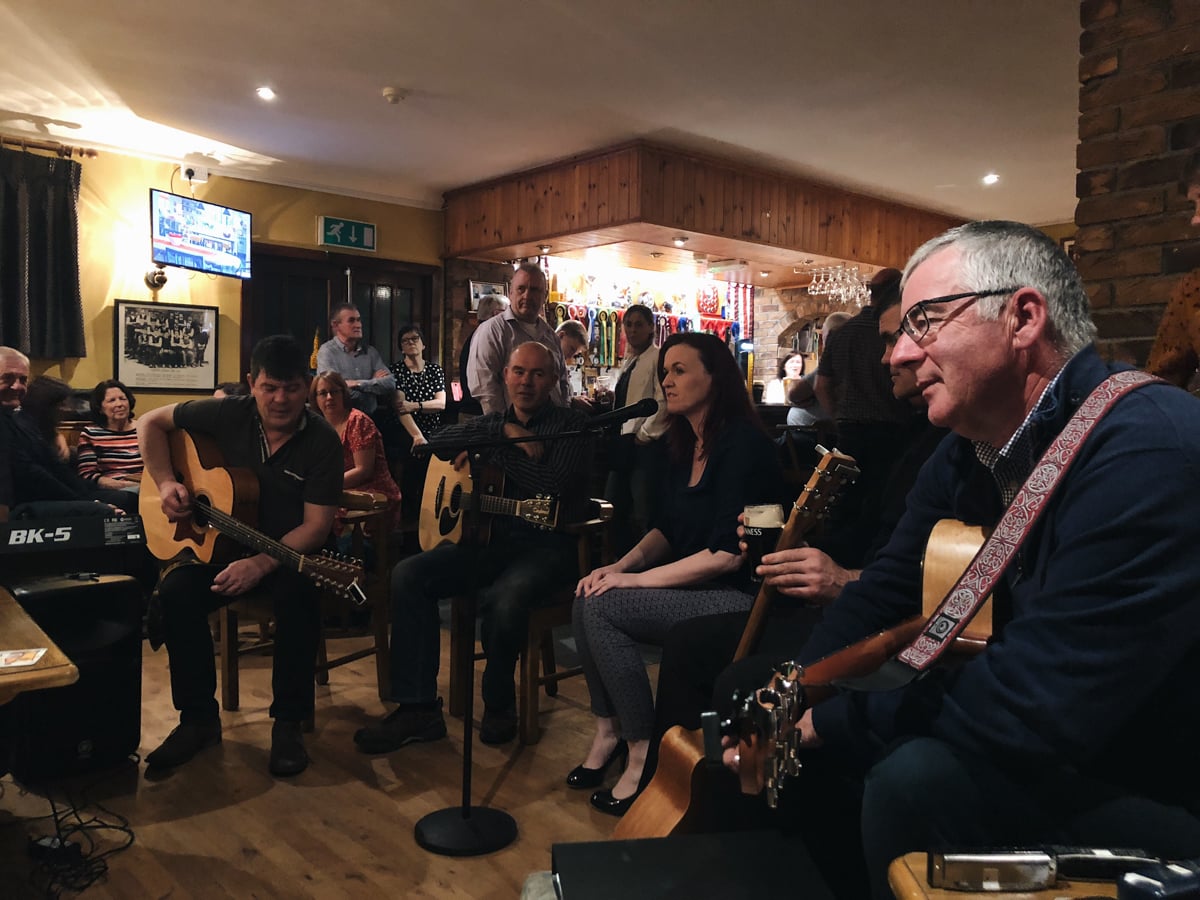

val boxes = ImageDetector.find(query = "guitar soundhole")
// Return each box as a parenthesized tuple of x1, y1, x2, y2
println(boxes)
(192, 494, 212, 528)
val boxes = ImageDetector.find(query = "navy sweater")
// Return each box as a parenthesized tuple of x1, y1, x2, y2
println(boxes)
(803, 346, 1200, 811)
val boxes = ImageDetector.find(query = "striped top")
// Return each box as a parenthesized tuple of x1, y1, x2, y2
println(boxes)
(75, 423, 144, 481)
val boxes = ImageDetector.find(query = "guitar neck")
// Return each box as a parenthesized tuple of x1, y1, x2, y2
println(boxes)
(466, 491, 521, 519)
(202, 505, 303, 569)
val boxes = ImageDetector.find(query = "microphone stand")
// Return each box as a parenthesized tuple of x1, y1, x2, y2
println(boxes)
(413, 417, 616, 857)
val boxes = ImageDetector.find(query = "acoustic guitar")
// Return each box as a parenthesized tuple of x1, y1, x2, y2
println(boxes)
(139, 429, 367, 604)
(418, 456, 558, 551)
(615, 517, 990, 838)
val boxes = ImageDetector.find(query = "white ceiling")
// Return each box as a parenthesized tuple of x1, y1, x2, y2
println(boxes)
(0, 0, 1081, 226)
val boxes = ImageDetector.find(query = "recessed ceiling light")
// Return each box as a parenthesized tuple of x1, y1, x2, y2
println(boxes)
(256, 86, 276, 101)
(759, 270, 770, 277)
(982, 172, 1000, 186)
(537, 244, 551, 254)
(673, 236, 687, 248)
(649, 251, 663, 259)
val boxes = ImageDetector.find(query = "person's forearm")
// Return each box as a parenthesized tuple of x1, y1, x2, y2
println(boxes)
(138, 409, 177, 486)
(637, 549, 742, 588)
(399, 413, 424, 441)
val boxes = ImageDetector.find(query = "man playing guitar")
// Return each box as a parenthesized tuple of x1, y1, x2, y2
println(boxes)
(354, 341, 592, 751)
(723, 222, 1200, 898)
(139, 334, 342, 777)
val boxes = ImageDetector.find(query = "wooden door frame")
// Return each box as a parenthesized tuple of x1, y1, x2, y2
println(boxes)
(240, 242, 443, 375)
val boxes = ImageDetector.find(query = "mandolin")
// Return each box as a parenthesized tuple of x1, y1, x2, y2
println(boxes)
(418, 455, 558, 551)
(615, 517, 990, 838)
(139, 429, 366, 604)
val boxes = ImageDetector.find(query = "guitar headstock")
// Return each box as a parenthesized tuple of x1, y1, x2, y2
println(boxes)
(789, 447, 860, 531)
(303, 552, 368, 605)
(516, 495, 559, 530)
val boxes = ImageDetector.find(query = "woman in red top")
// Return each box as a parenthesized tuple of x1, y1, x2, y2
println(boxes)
(311, 371, 402, 530)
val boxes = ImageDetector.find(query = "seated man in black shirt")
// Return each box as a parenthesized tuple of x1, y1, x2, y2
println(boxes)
(354, 341, 592, 750)
(138, 335, 343, 777)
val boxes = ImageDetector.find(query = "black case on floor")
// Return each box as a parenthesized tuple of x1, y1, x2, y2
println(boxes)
(1, 573, 143, 781)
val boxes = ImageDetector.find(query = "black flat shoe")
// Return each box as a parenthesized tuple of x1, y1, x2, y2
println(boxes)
(565, 739, 628, 789)
(589, 785, 641, 817)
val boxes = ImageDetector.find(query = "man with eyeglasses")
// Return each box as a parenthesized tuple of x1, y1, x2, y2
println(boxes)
(722, 221, 1200, 899)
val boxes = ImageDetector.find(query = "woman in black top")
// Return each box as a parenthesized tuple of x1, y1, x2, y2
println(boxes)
(569, 333, 786, 816)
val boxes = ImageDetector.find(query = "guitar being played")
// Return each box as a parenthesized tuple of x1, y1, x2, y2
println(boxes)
(354, 341, 596, 752)
(713, 222, 1200, 900)
(137, 335, 348, 779)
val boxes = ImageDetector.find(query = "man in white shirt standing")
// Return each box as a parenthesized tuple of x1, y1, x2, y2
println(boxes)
(605, 303, 666, 553)
(467, 263, 571, 415)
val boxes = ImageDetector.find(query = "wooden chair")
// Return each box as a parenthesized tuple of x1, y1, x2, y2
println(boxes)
(447, 499, 614, 744)
(217, 489, 393, 711)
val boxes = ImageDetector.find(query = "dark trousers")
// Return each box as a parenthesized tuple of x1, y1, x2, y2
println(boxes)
(388, 531, 579, 711)
(158, 562, 321, 724)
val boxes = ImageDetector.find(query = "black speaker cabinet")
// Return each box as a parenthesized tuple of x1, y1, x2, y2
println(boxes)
(2, 573, 143, 781)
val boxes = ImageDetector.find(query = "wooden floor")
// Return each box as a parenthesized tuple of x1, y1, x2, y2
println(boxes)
(2, 627, 649, 899)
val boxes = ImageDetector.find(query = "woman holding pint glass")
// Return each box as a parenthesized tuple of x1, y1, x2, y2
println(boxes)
(571, 332, 786, 816)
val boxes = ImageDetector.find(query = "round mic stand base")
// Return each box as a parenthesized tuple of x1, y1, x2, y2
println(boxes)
(414, 806, 517, 857)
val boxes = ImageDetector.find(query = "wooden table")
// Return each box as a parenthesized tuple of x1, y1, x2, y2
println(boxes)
(0, 587, 78, 705)
(889, 852, 1118, 899)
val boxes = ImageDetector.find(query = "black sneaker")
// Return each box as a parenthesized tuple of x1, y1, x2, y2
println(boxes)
(353, 699, 447, 754)
(479, 706, 518, 745)
(269, 720, 309, 777)
(145, 721, 221, 769)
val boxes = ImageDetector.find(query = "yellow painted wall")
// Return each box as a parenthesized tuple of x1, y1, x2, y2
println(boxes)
(30, 151, 443, 411)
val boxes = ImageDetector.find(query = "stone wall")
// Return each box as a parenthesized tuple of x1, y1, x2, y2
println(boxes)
(1076, 0, 1200, 364)
(755, 287, 859, 382)
(442, 258, 515, 383)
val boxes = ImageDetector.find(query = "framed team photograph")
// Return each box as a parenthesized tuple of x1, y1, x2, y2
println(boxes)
(113, 299, 218, 392)
(469, 280, 507, 312)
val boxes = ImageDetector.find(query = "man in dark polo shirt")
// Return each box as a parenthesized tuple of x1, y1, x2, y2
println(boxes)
(138, 334, 342, 777)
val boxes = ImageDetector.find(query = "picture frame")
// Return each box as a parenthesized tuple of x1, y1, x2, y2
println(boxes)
(113, 299, 218, 392)
(469, 280, 507, 313)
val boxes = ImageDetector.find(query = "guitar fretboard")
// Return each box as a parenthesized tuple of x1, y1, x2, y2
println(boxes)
(200, 504, 304, 570)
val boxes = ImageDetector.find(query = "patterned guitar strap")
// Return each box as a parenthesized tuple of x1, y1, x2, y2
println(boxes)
(846, 369, 1161, 692)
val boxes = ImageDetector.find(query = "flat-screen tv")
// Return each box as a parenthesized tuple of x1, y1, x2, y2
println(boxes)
(150, 188, 252, 280)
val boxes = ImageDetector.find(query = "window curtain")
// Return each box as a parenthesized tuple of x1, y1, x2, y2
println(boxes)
(0, 146, 86, 357)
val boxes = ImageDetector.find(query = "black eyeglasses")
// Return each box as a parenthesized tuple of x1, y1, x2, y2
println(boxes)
(897, 288, 1019, 343)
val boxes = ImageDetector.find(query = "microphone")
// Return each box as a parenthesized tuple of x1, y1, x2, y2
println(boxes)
(587, 397, 660, 430)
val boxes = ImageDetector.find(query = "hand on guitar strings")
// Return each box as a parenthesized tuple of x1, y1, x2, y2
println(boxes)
(158, 479, 193, 522)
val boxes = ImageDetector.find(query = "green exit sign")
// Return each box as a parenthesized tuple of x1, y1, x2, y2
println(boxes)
(317, 216, 377, 252)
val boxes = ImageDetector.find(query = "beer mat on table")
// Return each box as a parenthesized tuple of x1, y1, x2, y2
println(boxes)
(0, 648, 47, 669)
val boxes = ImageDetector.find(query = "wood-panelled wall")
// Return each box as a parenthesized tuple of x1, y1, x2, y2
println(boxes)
(637, 146, 961, 266)
(445, 142, 962, 268)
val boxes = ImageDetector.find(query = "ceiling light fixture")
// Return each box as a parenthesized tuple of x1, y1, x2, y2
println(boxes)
(673, 236, 687, 248)
(255, 86, 276, 101)
(982, 172, 1000, 186)
(381, 86, 409, 104)
(649, 251, 663, 259)
(759, 270, 770, 277)
(537, 244, 551, 254)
